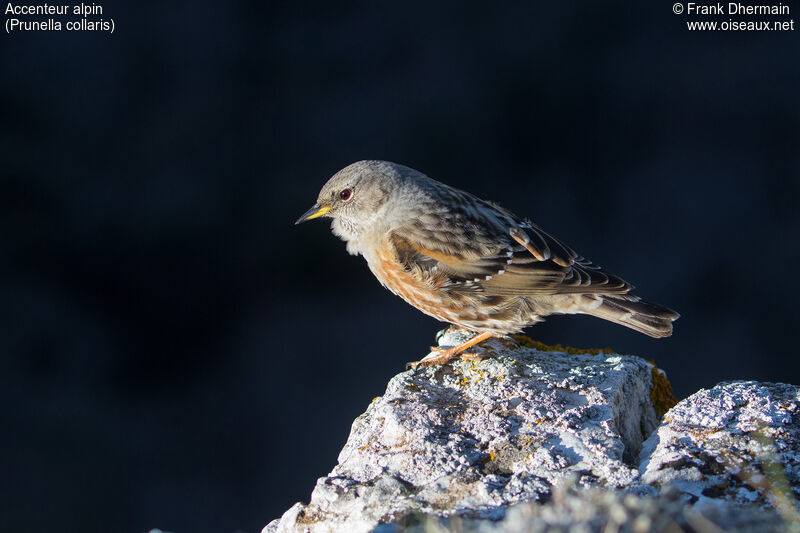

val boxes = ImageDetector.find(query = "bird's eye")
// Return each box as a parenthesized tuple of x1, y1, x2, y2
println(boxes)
(339, 188, 353, 201)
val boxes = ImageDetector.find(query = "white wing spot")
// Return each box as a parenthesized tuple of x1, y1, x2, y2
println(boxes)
(485, 275, 492, 281)
(497, 269, 505, 275)
(506, 259, 513, 264)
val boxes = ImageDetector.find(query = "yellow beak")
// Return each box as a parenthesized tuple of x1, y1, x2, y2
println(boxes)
(295, 204, 331, 225)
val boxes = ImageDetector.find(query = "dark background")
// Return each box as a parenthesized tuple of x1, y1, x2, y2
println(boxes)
(2, 1, 799, 532)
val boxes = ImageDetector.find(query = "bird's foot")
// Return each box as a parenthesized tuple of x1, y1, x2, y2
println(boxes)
(407, 348, 480, 370)
(406, 331, 494, 370)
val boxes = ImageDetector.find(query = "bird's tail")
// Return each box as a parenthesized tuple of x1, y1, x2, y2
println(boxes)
(582, 295, 680, 338)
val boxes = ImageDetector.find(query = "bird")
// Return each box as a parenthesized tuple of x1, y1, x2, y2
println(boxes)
(296, 161, 678, 369)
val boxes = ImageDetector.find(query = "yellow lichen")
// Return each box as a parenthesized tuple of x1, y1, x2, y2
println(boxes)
(455, 358, 489, 387)
(648, 360, 678, 418)
(510, 334, 615, 355)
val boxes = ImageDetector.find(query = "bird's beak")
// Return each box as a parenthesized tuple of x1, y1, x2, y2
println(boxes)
(295, 203, 331, 225)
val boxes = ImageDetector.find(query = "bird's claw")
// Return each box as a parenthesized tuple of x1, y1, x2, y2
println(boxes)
(406, 351, 480, 371)
(406, 331, 495, 370)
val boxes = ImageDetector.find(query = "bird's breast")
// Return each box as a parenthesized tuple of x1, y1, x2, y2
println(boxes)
(363, 244, 523, 334)
(365, 246, 460, 323)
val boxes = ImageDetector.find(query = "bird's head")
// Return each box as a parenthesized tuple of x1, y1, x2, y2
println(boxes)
(295, 160, 409, 246)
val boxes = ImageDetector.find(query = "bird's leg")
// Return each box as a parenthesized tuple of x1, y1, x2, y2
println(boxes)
(407, 331, 495, 370)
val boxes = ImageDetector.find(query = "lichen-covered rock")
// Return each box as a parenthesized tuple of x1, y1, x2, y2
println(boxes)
(420, 482, 790, 533)
(639, 380, 800, 513)
(264, 335, 800, 533)
(268, 329, 661, 533)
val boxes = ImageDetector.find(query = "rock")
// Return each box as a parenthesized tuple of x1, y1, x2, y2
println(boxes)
(264, 332, 800, 533)
(267, 329, 663, 533)
(640, 380, 800, 512)
(440, 483, 788, 533)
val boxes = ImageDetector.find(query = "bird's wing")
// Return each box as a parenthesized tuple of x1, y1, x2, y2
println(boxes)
(387, 195, 631, 296)
(482, 222, 632, 296)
